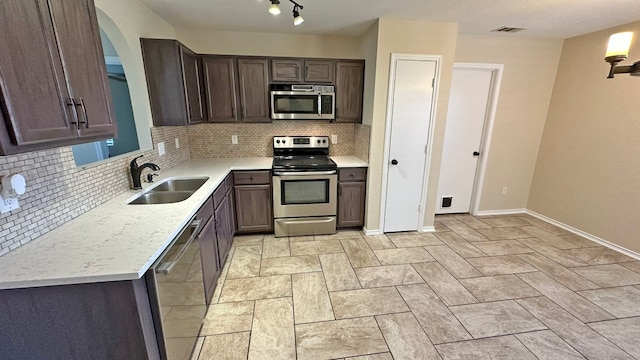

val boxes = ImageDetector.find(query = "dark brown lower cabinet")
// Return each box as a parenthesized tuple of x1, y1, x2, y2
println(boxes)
(338, 167, 367, 228)
(215, 194, 233, 265)
(234, 170, 273, 234)
(199, 215, 219, 304)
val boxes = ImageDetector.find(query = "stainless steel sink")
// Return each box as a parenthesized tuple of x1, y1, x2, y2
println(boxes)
(129, 191, 195, 205)
(128, 177, 209, 205)
(149, 177, 209, 192)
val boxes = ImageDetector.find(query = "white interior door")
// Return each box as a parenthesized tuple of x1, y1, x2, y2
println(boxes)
(384, 58, 436, 232)
(436, 67, 494, 214)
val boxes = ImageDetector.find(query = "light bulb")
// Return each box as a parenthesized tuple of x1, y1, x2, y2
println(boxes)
(268, 3, 281, 15)
(293, 12, 304, 26)
(606, 32, 633, 58)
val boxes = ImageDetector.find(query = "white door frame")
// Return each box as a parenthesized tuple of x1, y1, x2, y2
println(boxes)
(379, 53, 442, 233)
(452, 62, 504, 215)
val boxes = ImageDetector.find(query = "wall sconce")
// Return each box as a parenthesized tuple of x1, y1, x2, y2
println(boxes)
(605, 32, 640, 78)
(268, 0, 304, 26)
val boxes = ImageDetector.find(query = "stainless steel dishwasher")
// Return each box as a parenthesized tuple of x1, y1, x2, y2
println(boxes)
(146, 216, 206, 360)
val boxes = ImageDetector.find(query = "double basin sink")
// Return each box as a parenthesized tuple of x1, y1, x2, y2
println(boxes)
(128, 177, 209, 205)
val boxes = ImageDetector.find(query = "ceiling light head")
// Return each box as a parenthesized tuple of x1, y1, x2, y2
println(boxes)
(268, 0, 281, 15)
(604, 31, 639, 78)
(292, 4, 304, 26)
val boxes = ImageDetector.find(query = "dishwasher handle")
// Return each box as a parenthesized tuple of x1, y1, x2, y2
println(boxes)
(156, 219, 203, 275)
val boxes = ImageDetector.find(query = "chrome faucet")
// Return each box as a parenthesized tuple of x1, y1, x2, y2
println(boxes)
(130, 155, 160, 190)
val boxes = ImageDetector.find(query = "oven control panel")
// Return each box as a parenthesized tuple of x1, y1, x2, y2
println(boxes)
(273, 136, 329, 149)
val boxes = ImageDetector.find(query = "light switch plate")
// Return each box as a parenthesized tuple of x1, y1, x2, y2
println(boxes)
(158, 142, 165, 156)
(231, 135, 238, 144)
(175, 138, 180, 149)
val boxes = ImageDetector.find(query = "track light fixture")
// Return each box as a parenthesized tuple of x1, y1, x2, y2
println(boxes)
(267, 0, 305, 26)
(605, 32, 639, 78)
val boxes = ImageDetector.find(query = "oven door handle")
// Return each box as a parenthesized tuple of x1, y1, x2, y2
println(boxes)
(273, 170, 337, 176)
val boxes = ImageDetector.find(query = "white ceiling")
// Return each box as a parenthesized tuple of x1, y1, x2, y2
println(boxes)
(140, 0, 640, 38)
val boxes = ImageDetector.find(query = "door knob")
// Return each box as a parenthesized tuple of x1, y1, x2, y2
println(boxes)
(473, 151, 480, 156)
(391, 159, 398, 165)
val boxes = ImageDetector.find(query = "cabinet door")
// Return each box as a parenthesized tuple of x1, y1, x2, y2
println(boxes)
(198, 217, 219, 304)
(237, 58, 270, 122)
(215, 196, 232, 265)
(49, 0, 117, 138)
(304, 60, 334, 83)
(271, 59, 302, 82)
(335, 60, 364, 123)
(338, 181, 366, 227)
(203, 56, 238, 122)
(234, 184, 273, 233)
(180, 46, 206, 124)
(0, 1, 75, 148)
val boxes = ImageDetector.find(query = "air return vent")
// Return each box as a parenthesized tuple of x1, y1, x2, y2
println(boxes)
(492, 26, 527, 33)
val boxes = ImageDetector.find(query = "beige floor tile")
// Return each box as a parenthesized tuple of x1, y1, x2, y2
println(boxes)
(578, 286, 640, 318)
(517, 297, 634, 360)
(199, 332, 250, 360)
(519, 226, 578, 249)
(589, 317, 640, 358)
(434, 221, 452, 232)
(518, 238, 587, 267)
(345, 353, 393, 360)
(386, 232, 443, 247)
(292, 272, 334, 324)
(436, 336, 537, 360)
(355, 264, 424, 288)
(460, 275, 540, 302)
(290, 239, 344, 255)
(565, 247, 636, 265)
(520, 216, 572, 235)
(373, 247, 434, 265)
(226, 245, 262, 279)
(218, 275, 291, 302)
(289, 235, 315, 242)
(232, 234, 264, 247)
(560, 234, 600, 248)
(621, 261, 640, 273)
(397, 283, 472, 344)
(261, 235, 290, 258)
(515, 330, 585, 360)
(412, 262, 477, 306)
(450, 300, 546, 338)
(518, 272, 614, 322)
(259, 255, 321, 276)
(319, 253, 361, 291)
(330, 287, 408, 319)
(454, 214, 493, 229)
(249, 297, 295, 360)
(476, 227, 532, 240)
(439, 221, 491, 242)
(518, 253, 599, 291)
(473, 240, 535, 256)
(425, 245, 482, 278)
(211, 246, 235, 304)
(467, 255, 537, 275)
(434, 232, 487, 258)
(200, 300, 254, 335)
(315, 230, 363, 241)
(296, 317, 388, 359)
(479, 216, 530, 228)
(376, 312, 441, 359)
(363, 235, 396, 250)
(571, 264, 640, 287)
(341, 239, 381, 267)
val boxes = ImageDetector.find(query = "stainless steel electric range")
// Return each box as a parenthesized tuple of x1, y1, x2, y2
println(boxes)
(272, 136, 338, 237)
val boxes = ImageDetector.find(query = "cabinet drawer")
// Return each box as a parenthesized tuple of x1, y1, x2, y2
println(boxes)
(339, 168, 367, 182)
(197, 196, 214, 224)
(213, 182, 226, 208)
(234, 171, 271, 185)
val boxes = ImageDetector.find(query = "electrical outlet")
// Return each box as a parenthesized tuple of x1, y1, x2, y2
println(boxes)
(231, 135, 238, 144)
(175, 138, 180, 149)
(331, 135, 338, 144)
(158, 142, 165, 156)
(501, 186, 508, 195)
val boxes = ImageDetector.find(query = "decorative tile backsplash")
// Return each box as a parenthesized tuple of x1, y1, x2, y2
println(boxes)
(0, 127, 190, 256)
(355, 124, 370, 162)
(188, 121, 357, 158)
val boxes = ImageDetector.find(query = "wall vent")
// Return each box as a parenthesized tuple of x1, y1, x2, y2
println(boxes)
(492, 26, 527, 33)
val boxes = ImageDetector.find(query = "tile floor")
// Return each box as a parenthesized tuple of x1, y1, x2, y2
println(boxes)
(194, 214, 640, 359)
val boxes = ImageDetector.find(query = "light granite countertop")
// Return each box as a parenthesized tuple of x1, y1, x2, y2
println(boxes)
(0, 156, 367, 290)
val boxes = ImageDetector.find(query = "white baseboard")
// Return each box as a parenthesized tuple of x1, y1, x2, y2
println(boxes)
(363, 227, 383, 236)
(474, 208, 527, 216)
(526, 210, 640, 261)
(420, 226, 436, 233)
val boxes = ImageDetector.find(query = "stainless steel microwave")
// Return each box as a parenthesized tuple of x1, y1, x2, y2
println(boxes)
(270, 84, 335, 120)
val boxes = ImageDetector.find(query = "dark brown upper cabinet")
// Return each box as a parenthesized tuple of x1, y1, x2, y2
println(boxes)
(335, 60, 365, 123)
(202, 56, 238, 122)
(141, 39, 206, 126)
(0, 0, 117, 155)
(237, 58, 270, 123)
(271, 59, 302, 82)
(304, 60, 334, 83)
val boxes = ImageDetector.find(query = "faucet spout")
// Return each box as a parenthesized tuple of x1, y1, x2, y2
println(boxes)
(130, 155, 160, 190)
